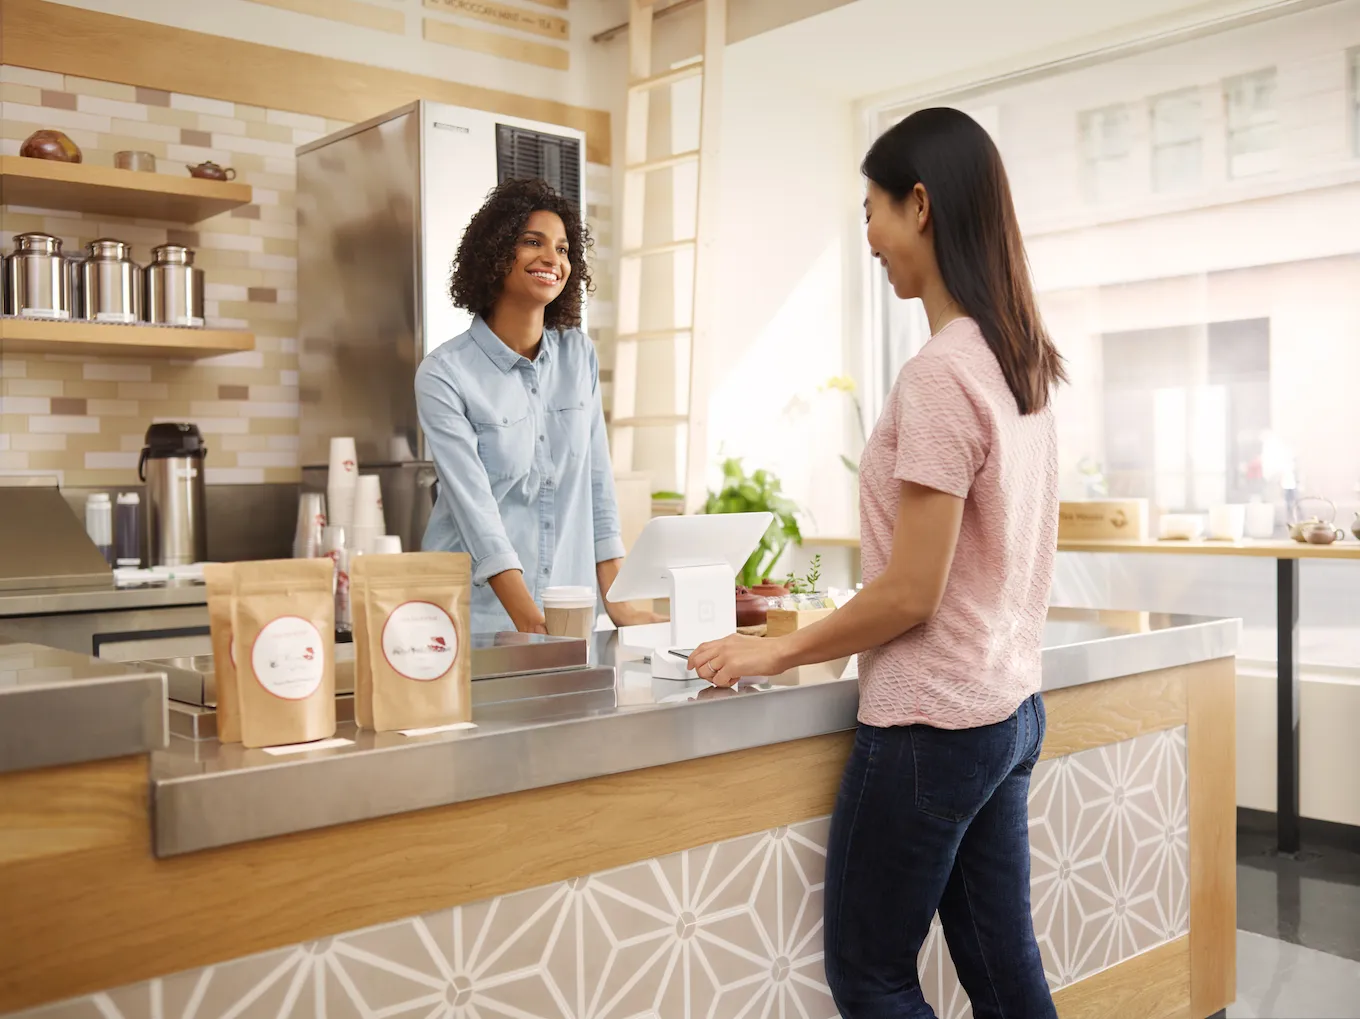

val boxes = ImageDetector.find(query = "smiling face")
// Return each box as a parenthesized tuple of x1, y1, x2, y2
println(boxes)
(864, 180, 933, 301)
(500, 209, 571, 311)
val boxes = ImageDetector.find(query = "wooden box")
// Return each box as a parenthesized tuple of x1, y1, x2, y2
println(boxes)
(1057, 499, 1149, 541)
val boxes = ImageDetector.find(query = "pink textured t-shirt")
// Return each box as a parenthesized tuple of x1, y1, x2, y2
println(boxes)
(857, 317, 1057, 730)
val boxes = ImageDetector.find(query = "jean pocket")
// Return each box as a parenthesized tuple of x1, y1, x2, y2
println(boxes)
(910, 718, 1016, 823)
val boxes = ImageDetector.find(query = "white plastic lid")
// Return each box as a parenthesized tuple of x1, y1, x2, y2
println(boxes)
(117, 492, 140, 504)
(87, 492, 110, 503)
(542, 585, 596, 609)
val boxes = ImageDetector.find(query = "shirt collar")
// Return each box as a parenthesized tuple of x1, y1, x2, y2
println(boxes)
(469, 314, 553, 373)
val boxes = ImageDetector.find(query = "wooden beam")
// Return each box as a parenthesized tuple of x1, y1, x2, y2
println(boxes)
(0, 0, 610, 165)
(1188, 656, 1238, 1018)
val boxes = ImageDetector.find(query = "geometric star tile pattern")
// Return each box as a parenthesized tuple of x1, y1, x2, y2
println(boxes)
(10, 728, 1186, 1019)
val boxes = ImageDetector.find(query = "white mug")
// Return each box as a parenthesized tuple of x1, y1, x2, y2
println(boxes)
(1207, 504, 1246, 541)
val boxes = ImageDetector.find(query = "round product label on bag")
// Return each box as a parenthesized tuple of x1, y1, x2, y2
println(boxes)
(382, 601, 459, 681)
(250, 616, 325, 700)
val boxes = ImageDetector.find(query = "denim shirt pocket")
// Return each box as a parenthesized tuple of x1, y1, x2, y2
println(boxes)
(910, 716, 1018, 823)
(471, 410, 534, 482)
(548, 399, 589, 464)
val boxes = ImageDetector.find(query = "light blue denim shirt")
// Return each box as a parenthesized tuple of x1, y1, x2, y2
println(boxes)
(415, 315, 626, 634)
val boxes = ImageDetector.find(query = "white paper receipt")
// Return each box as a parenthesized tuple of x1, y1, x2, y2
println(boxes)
(382, 601, 459, 681)
(398, 721, 478, 737)
(261, 737, 355, 756)
(251, 616, 325, 700)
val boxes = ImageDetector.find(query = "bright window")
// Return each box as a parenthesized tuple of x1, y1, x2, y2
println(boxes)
(1225, 68, 1279, 177)
(1079, 104, 1134, 203)
(1151, 89, 1202, 192)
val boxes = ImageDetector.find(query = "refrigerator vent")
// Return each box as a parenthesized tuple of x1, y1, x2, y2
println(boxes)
(495, 125, 582, 206)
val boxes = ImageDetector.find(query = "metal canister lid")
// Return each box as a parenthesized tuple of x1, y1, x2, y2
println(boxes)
(12, 232, 62, 255)
(86, 238, 134, 261)
(150, 243, 195, 266)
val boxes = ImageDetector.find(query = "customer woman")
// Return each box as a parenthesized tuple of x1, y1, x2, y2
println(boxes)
(688, 108, 1065, 1018)
(416, 178, 661, 634)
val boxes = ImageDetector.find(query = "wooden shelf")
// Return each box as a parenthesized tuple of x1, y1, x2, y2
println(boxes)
(0, 156, 252, 223)
(0, 318, 254, 360)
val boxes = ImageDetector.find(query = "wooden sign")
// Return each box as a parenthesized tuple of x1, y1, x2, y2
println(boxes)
(424, 18, 569, 69)
(423, 0, 568, 40)
(1058, 499, 1150, 541)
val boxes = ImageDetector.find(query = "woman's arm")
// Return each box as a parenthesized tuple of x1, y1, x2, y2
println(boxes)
(687, 483, 963, 686)
(596, 557, 667, 627)
(488, 571, 547, 633)
(415, 361, 544, 633)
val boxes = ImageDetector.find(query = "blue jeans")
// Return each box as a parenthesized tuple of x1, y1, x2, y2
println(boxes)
(823, 694, 1056, 1019)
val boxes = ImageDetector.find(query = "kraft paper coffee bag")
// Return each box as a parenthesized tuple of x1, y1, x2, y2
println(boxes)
(230, 558, 336, 749)
(352, 552, 471, 732)
(203, 562, 241, 744)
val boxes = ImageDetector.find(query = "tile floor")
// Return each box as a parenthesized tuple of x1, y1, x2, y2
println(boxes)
(1230, 827, 1360, 1018)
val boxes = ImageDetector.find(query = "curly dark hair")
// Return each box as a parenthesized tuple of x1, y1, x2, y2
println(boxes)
(449, 178, 594, 330)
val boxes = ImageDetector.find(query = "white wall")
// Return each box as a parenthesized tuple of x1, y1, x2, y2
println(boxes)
(703, 40, 861, 538)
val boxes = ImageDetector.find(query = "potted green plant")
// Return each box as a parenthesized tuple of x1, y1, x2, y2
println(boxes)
(702, 457, 804, 588)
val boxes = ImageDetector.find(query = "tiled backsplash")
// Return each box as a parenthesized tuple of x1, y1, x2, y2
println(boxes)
(0, 65, 614, 489)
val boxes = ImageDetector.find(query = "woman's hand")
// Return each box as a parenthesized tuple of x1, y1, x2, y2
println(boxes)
(687, 634, 790, 688)
(605, 600, 668, 627)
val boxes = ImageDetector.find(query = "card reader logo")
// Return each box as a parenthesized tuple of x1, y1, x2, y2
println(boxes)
(698, 600, 714, 623)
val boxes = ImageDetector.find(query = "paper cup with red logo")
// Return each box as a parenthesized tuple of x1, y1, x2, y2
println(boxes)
(542, 585, 597, 640)
(327, 437, 358, 532)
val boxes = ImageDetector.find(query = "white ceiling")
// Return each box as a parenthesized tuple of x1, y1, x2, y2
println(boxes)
(730, 0, 1290, 101)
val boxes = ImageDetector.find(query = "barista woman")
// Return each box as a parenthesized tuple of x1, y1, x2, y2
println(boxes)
(415, 178, 662, 634)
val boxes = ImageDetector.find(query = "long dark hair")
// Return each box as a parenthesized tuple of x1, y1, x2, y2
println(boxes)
(862, 107, 1065, 414)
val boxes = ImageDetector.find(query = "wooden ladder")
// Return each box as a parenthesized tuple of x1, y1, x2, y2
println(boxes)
(610, 0, 725, 514)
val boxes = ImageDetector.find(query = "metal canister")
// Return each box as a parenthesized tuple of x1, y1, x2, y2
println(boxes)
(80, 239, 142, 323)
(145, 244, 205, 327)
(4, 233, 71, 318)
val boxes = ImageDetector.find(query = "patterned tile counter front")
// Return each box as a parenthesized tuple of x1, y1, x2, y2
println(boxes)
(1, 647, 1232, 1019)
(12, 728, 1191, 1019)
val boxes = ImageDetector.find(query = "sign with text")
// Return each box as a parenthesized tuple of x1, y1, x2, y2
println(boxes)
(423, 0, 568, 40)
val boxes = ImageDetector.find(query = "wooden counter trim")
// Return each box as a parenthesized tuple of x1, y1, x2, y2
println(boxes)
(1040, 662, 1191, 760)
(1188, 656, 1237, 1017)
(1058, 537, 1360, 560)
(1052, 935, 1190, 1019)
(0, 731, 851, 1012)
(0, 754, 146, 867)
(0, 0, 611, 165)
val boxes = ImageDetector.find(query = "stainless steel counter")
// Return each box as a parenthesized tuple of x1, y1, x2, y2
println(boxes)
(0, 581, 207, 618)
(0, 641, 168, 773)
(149, 608, 1238, 856)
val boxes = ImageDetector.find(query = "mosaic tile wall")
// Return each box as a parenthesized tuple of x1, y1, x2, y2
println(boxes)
(12, 727, 1188, 1019)
(0, 65, 614, 489)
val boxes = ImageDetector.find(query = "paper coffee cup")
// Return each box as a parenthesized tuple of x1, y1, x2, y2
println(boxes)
(371, 535, 402, 555)
(542, 586, 596, 639)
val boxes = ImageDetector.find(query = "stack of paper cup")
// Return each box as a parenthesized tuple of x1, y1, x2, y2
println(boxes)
(371, 535, 402, 555)
(350, 474, 386, 554)
(327, 437, 358, 534)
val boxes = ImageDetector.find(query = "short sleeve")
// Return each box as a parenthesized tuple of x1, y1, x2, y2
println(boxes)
(892, 356, 988, 499)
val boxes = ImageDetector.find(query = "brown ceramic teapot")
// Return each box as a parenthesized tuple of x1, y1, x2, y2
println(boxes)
(20, 129, 81, 162)
(186, 161, 236, 181)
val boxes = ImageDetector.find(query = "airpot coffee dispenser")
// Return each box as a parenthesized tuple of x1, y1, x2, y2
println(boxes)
(138, 422, 208, 566)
